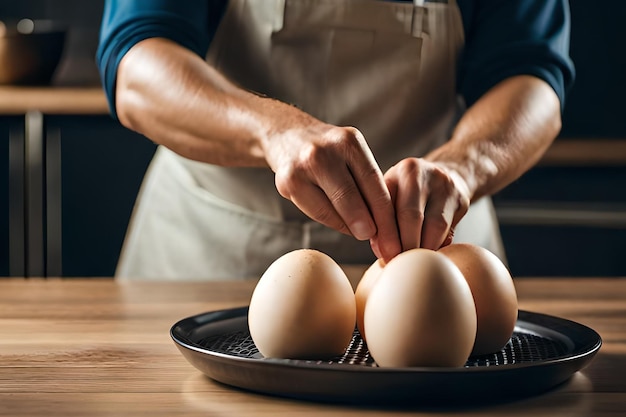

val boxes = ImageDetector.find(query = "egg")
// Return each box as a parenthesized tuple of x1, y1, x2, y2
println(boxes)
(248, 249, 356, 359)
(438, 243, 518, 356)
(355, 258, 385, 343)
(364, 248, 476, 367)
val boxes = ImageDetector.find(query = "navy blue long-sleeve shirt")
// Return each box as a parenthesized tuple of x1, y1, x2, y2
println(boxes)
(97, 0, 575, 119)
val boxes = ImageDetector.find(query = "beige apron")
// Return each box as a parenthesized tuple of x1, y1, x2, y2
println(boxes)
(116, 0, 505, 280)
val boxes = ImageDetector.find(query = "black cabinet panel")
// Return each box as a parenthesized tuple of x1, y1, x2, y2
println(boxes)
(0, 116, 24, 277)
(494, 165, 626, 277)
(51, 116, 155, 276)
(0, 118, 11, 276)
(494, 166, 626, 204)
(502, 225, 626, 277)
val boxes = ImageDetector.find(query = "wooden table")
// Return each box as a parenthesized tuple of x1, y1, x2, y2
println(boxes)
(1, 271, 624, 416)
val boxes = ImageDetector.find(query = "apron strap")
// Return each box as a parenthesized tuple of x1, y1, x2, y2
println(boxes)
(412, 6, 427, 37)
(273, 0, 286, 31)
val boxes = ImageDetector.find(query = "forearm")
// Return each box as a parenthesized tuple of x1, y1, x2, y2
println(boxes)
(116, 37, 314, 167)
(426, 75, 562, 201)
(116, 37, 402, 258)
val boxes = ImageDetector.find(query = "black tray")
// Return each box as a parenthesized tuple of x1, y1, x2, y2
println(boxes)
(171, 307, 601, 405)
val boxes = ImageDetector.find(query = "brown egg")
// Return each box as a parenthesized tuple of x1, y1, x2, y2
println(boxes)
(364, 249, 477, 367)
(355, 258, 385, 343)
(438, 243, 518, 356)
(248, 249, 356, 359)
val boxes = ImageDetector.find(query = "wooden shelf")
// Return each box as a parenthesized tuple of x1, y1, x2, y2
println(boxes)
(541, 139, 626, 166)
(0, 86, 108, 115)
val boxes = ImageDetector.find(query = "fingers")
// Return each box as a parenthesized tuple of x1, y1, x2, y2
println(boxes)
(385, 158, 470, 252)
(420, 194, 457, 250)
(421, 179, 468, 249)
(386, 167, 426, 251)
(369, 237, 383, 260)
(316, 164, 377, 241)
(346, 131, 401, 260)
(283, 180, 352, 236)
(273, 126, 400, 256)
(370, 175, 401, 261)
(440, 227, 455, 248)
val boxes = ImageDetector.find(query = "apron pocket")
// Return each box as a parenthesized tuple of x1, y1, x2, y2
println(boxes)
(270, 2, 423, 124)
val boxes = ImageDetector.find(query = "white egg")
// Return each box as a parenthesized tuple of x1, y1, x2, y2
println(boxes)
(364, 249, 477, 367)
(248, 249, 356, 359)
(439, 243, 518, 355)
(355, 258, 385, 343)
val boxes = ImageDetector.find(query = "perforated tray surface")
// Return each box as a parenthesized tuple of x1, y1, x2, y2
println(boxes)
(171, 308, 601, 405)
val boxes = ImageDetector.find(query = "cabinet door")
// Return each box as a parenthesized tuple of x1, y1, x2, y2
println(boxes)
(493, 166, 626, 277)
(47, 115, 156, 277)
(0, 118, 11, 276)
(0, 116, 24, 277)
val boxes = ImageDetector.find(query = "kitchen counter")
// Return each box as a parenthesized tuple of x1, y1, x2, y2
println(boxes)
(0, 270, 624, 416)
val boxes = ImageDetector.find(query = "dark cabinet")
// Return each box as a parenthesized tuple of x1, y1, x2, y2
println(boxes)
(48, 115, 156, 276)
(494, 166, 626, 277)
(0, 118, 12, 276)
(2, 112, 155, 277)
(1, 116, 25, 277)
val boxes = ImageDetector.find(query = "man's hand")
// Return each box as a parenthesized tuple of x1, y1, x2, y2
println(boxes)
(382, 158, 471, 252)
(264, 123, 402, 261)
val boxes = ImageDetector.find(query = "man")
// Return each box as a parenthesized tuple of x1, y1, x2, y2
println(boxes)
(97, 0, 574, 280)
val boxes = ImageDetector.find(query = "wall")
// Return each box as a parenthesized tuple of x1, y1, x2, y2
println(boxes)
(561, 1, 626, 138)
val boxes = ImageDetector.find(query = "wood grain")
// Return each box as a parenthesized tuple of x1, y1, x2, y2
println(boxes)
(0, 275, 624, 416)
(540, 139, 626, 166)
(0, 86, 108, 114)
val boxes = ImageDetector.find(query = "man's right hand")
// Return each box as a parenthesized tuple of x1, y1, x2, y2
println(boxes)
(263, 120, 402, 262)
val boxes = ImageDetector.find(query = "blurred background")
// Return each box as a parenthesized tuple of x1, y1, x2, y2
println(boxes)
(1, 1, 625, 278)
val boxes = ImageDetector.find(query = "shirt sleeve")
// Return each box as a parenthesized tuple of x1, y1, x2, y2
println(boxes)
(457, 0, 575, 112)
(96, 0, 221, 119)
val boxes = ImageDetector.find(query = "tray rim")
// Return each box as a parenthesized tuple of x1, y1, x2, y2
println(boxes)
(170, 307, 602, 374)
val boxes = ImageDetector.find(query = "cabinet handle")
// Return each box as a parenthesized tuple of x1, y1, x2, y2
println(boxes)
(25, 111, 44, 277)
(46, 126, 62, 277)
